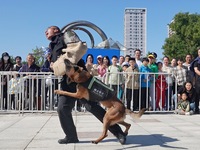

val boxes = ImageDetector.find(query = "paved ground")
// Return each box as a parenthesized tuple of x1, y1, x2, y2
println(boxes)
(0, 111, 199, 150)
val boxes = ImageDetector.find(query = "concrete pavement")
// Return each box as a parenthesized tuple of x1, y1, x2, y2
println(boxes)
(0, 111, 199, 150)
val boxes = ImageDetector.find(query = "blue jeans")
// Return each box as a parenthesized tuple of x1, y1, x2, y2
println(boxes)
(190, 102, 195, 111)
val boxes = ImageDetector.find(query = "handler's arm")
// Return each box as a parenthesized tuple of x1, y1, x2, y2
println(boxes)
(194, 67, 200, 76)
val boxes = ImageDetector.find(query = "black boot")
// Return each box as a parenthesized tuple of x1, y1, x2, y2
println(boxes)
(58, 137, 79, 144)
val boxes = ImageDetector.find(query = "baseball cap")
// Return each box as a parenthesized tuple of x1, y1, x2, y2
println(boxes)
(122, 62, 129, 67)
(97, 55, 103, 59)
(149, 52, 157, 58)
(148, 54, 155, 59)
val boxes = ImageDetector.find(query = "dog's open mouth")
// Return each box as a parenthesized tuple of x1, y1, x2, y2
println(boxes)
(64, 59, 73, 71)
(64, 59, 79, 72)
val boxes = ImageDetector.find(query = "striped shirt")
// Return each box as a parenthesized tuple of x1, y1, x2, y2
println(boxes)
(174, 66, 187, 86)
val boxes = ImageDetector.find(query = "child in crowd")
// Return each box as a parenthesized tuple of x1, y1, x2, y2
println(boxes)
(125, 57, 139, 111)
(122, 62, 129, 72)
(177, 81, 197, 112)
(175, 92, 193, 115)
(8, 74, 20, 109)
(156, 62, 167, 111)
(139, 57, 152, 109)
(120, 62, 129, 102)
(105, 55, 124, 100)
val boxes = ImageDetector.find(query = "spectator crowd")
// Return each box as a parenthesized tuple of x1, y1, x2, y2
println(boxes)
(1, 48, 200, 115)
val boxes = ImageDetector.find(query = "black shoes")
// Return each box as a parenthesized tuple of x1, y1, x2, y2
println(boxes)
(194, 110, 199, 114)
(58, 138, 79, 144)
(115, 133, 126, 145)
(58, 134, 126, 144)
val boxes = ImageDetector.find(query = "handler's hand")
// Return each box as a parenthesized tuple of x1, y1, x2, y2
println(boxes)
(50, 62, 54, 70)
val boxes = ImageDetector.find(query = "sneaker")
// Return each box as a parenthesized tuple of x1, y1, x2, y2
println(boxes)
(148, 107, 153, 111)
(115, 133, 126, 145)
(174, 110, 178, 114)
(58, 138, 79, 144)
(185, 112, 190, 115)
(190, 110, 194, 115)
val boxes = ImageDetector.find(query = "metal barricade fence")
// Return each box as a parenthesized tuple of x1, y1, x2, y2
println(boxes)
(0, 71, 62, 113)
(101, 71, 177, 112)
(0, 71, 177, 114)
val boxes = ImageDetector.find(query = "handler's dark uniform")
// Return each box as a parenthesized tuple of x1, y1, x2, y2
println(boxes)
(193, 60, 200, 113)
(50, 33, 126, 144)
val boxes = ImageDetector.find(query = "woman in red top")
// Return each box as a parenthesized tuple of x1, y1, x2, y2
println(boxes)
(156, 62, 168, 110)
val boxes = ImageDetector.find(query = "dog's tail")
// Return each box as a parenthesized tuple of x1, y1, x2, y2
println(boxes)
(126, 108, 146, 119)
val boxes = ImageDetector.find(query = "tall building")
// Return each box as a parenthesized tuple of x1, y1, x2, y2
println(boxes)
(124, 8, 147, 57)
(167, 20, 175, 38)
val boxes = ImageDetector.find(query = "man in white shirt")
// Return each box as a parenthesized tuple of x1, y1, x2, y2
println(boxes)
(162, 56, 173, 110)
(134, 49, 142, 69)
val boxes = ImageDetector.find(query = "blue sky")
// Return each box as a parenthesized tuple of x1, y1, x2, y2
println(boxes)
(1, 0, 200, 61)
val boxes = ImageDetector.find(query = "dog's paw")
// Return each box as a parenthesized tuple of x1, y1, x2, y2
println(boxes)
(91, 141, 98, 144)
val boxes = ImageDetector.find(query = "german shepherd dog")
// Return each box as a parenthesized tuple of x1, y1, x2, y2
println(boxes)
(54, 59, 145, 144)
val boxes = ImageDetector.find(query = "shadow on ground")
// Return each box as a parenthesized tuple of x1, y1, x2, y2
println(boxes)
(118, 134, 188, 150)
(67, 133, 189, 149)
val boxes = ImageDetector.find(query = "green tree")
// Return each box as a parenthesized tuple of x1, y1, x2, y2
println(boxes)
(162, 12, 200, 60)
(9, 55, 15, 64)
(32, 47, 45, 67)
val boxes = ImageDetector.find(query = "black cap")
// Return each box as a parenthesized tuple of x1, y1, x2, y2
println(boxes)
(150, 52, 157, 58)
(2, 52, 9, 57)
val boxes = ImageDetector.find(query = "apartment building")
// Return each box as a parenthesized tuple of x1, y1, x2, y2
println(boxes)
(124, 8, 147, 57)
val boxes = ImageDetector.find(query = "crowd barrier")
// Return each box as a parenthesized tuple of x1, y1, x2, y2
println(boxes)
(0, 71, 177, 114)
